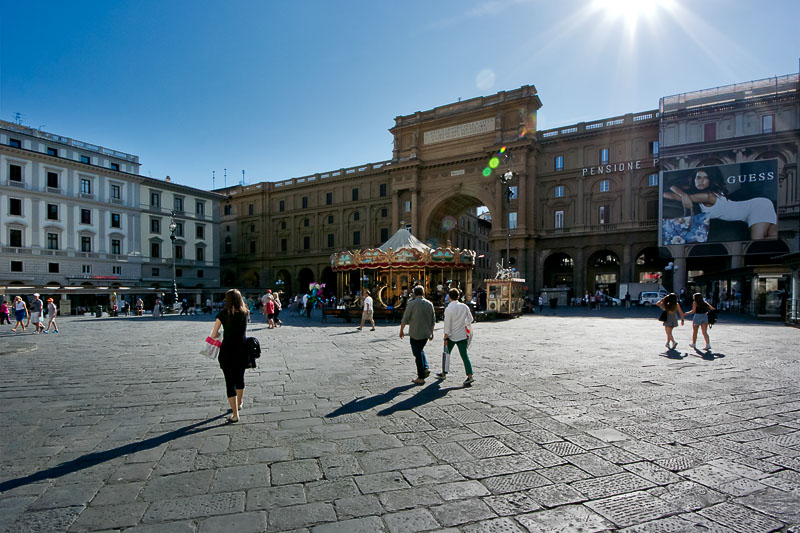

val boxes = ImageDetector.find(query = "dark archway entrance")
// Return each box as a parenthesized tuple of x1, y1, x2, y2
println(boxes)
(321, 267, 336, 298)
(543, 252, 574, 288)
(586, 250, 620, 295)
(298, 268, 315, 295)
(275, 269, 292, 298)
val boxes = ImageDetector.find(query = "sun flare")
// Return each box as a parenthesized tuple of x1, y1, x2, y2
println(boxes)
(592, 0, 675, 27)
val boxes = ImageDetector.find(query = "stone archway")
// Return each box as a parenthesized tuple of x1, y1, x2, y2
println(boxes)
(586, 249, 621, 294)
(298, 268, 315, 295)
(321, 267, 336, 297)
(275, 269, 292, 298)
(542, 252, 574, 288)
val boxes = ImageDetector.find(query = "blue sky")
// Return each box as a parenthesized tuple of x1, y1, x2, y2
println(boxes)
(1, 0, 797, 191)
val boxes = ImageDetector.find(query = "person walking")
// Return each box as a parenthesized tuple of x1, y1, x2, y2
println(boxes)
(136, 298, 144, 316)
(399, 286, 435, 385)
(437, 288, 475, 386)
(273, 292, 283, 326)
(44, 298, 59, 333)
(656, 293, 684, 350)
(624, 291, 631, 309)
(11, 296, 28, 332)
(265, 291, 276, 329)
(685, 292, 715, 351)
(209, 289, 250, 423)
(27, 293, 44, 334)
(358, 289, 375, 331)
(0, 300, 10, 325)
(152, 298, 162, 319)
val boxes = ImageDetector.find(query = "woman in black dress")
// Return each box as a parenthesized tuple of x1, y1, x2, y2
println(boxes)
(210, 289, 249, 423)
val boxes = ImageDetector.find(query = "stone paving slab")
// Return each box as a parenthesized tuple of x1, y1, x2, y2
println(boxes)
(1, 311, 799, 531)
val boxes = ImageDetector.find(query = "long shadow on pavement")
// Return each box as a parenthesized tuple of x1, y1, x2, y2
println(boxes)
(378, 381, 460, 417)
(0, 414, 225, 492)
(325, 384, 416, 418)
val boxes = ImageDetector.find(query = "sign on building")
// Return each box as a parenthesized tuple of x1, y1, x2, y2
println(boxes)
(660, 159, 778, 245)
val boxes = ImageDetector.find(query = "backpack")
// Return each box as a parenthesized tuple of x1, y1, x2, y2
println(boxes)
(244, 336, 261, 369)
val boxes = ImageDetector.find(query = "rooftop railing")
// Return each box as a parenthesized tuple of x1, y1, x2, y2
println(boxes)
(660, 73, 799, 114)
(537, 111, 659, 141)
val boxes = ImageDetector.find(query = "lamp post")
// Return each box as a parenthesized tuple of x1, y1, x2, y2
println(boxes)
(169, 211, 179, 306)
(500, 150, 514, 269)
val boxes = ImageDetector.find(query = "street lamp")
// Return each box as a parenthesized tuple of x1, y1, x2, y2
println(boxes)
(169, 211, 179, 306)
(500, 155, 514, 270)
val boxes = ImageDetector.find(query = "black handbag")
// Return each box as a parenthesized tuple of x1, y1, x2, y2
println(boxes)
(244, 336, 261, 369)
(658, 310, 667, 322)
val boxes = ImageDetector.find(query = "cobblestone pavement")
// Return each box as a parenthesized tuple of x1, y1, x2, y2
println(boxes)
(1, 308, 799, 532)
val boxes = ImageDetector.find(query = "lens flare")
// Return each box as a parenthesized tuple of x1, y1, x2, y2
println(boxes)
(482, 167, 492, 177)
(441, 216, 457, 231)
(426, 238, 439, 248)
(489, 157, 500, 169)
(476, 69, 496, 91)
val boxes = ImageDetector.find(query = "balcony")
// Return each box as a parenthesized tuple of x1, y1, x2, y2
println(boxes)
(5, 180, 27, 189)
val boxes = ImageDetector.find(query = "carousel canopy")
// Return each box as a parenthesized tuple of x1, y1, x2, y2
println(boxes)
(331, 228, 475, 271)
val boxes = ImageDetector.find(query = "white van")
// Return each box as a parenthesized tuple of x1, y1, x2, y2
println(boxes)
(639, 292, 663, 306)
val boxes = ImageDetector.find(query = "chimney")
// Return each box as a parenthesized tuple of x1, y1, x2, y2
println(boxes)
(165, 176, 171, 182)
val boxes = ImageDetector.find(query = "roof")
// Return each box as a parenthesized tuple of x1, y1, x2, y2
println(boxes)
(378, 228, 431, 253)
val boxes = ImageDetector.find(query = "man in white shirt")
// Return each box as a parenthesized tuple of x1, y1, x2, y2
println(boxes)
(358, 290, 375, 331)
(438, 288, 475, 386)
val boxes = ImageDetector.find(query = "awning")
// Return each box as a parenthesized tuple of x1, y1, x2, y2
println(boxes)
(690, 265, 791, 284)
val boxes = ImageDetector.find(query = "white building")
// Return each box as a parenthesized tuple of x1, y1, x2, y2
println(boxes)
(0, 120, 221, 303)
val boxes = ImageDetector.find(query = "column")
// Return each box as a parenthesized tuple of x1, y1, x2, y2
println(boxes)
(622, 244, 632, 283)
(392, 190, 400, 231)
(729, 241, 744, 269)
(576, 178, 585, 226)
(410, 187, 418, 235)
(673, 248, 687, 294)
(573, 247, 585, 295)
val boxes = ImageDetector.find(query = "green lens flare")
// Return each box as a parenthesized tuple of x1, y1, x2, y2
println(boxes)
(488, 157, 500, 169)
(482, 167, 492, 177)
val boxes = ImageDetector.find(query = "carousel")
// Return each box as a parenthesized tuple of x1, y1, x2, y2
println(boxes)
(331, 229, 476, 309)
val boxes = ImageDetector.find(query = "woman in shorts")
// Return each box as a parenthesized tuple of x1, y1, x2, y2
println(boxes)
(656, 293, 684, 350)
(685, 292, 715, 351)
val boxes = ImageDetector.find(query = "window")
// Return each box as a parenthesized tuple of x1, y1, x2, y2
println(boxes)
(327, 215, 334, 224)
(47, 147, 58, 157)
(600, 148, 609, 164)
(302, 196, 308, 209)
(10, 229, 22, 247)
(646, 199, 658, 220)
(249, 224, 255, 233)
(113, 266, 121, 275)
(11, 260, 23, 272)
(648, 174, 658, 187)
(555, 210, 564, 229)
(353, 231, 361, 246)
(327, 233, 334, 247)
(81, 209, 91, 225)
(599, 205, 610, 224)
(649, 141, 659, 156)
(599, 180, 610, 192)
(555, 155, 564, 171)
(196, 247, 204, 261)
(762, 114, 774, 134)
(174, 197, 184, 211)
(281, 238, 287, 252)
(303, 236, 310, 250)
(197, 269, 204, 278)
(250, 240, 256, 253)
(175, 245, 183, 259)
(80, 178, 92, 195)
(111, 213, 121, 228)
(48, 263, 59, 273)
(196, 201, 205, 215)
(47, 233, 59, 250)
(280, 221, 286, 230)
(150, 192, 160, 207)
(353, 211, 360, 221)
(380, 183, 387, 197)
(111, 184, 121, 199)
(381, 228, 389, 242)
(381, 208, 388, 218)
(47, 204, 58, 220)
(509, 212, 518, 229)
(352, 188, 359, 201)
(703, 123, 717, 141)
(279, 200, 285, 212)
(81, 236, 92, 252)
(405, 200, 411, 212)
(224, 204, 232, 215)
(9, 138, 21, 148)
(196, 224, 205, 239)
(152, 267, 160, 276)
(47, 172, 59, 188)
(150, 218, 160, 233)
(80, 155, 91, 164)
(555, 185, 565, 198)
(176, 268, 182, 277)
(151, 242, 160, 258)
(111, 239, 121, 255)
(9, 198, 22, 215)
(304, 218, 309, 227)
(248, 203, 254, 215)
(110, 163, 120, 171)
(326, 192, 333, 205)
(9, 164, 22, 182)
(224, 237, 232, 254)
(175, 222, 183, 237)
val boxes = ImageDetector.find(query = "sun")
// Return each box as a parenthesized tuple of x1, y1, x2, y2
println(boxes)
(591, 0, 675, 27)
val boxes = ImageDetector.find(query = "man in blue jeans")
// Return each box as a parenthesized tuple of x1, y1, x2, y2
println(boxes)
(399, 286, 435, 384)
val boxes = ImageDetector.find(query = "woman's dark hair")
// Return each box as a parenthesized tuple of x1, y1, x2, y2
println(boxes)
(224, 288, 248, 315)
(693, 292, 708, 313)
(687, 166, 727, 197)
(664, 293, 677, 312)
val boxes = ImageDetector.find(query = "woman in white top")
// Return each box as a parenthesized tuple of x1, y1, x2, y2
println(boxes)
(437, 288, 475, 386)
(664, 168, 777, 240)
(11, 296, 28, 333)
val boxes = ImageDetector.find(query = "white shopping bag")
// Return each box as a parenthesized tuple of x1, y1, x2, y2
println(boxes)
(200, 336, 222, 360)
(441, 343, 450, 373)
